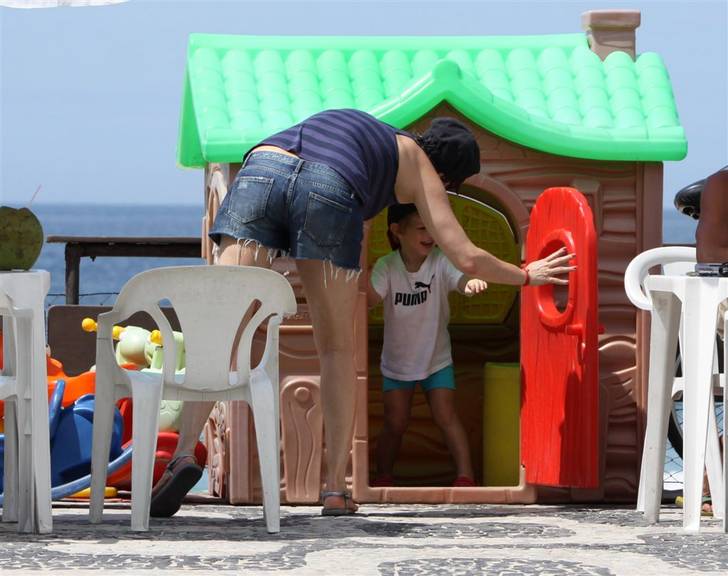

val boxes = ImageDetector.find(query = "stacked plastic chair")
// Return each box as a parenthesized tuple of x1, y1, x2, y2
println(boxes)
(0, 271, 53, 533)
(625, 247, 726, 531)
(88, 266, 296, 532)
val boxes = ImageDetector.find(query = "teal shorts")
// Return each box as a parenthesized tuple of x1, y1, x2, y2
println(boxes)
(382, 364, 455, 393)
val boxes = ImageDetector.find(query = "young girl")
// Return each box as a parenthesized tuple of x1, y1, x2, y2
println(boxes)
(367, 203, 487, 487)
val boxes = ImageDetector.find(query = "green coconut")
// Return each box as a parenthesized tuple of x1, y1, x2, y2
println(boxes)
(0, 206, 44, 270)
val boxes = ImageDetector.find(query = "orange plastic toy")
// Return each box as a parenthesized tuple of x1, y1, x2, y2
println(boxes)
(0, 332, 73, 418)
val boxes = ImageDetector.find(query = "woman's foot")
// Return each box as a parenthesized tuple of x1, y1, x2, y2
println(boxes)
(149, 454, 203, 518)
(321, 491, 359, 516)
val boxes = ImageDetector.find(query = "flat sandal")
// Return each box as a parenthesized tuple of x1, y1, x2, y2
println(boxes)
(321, 490, 358, 516)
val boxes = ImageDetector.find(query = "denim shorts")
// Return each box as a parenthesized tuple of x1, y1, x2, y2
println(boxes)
(209, 151, 364, 270)
(382, 364, 456, 393)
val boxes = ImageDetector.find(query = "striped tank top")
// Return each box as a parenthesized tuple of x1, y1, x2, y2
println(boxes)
(254, 109, 410, 220)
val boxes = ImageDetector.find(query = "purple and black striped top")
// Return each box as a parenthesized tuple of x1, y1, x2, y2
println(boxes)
(254, 109, 410, 220)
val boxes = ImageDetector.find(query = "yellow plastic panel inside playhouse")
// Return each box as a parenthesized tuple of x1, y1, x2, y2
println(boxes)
(368, 194, 519, 325)
(366, 192, 522, 488)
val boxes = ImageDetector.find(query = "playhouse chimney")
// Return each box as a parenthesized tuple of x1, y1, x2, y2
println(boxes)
(581, 9, 641, 60)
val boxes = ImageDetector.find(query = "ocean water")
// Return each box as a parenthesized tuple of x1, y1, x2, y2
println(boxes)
(32, 204, 205, 305)
(29, 203, 698, 305)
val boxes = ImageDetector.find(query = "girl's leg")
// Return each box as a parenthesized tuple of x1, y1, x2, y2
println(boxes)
(426, 388, 474, 480)
(295, 259, 359, 512)
(375, 388, 415, 479)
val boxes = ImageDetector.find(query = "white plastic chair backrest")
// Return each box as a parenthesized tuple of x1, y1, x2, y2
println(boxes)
(624, 246, 696, 310)
(111, 266, 297, 391)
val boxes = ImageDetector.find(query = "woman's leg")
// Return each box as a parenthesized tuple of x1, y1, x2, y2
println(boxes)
(295, 259, 359, 512)
(375, 388, 415, 479)
(426, 388, 474, 480)
(174, 236, 274, 456)
(150, 236, 275, 521)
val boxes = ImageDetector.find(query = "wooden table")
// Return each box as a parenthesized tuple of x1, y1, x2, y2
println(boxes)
(46, 236, 202, 304)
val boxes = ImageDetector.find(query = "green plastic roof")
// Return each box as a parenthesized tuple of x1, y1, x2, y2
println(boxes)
(178, 33, 687, 168)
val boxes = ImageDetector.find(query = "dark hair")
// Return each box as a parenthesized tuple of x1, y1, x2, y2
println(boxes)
(416, 117, 480, 192)
(386, 203, 419, 250)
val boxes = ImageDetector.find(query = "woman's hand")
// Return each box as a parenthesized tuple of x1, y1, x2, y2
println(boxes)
(525, 247, 576, 286)
(463, 278, 488, 296)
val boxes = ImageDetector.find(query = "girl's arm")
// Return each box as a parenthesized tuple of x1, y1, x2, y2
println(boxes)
(367, 278, 383, 308)
(458, 275, 488, 296)
(368, 257, 387, 308)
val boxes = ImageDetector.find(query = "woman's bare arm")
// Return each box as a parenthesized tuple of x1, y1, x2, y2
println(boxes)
(394, 137, 573, 286)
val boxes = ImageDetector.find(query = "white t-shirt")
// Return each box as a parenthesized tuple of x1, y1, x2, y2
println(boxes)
(370, 248, 465, 381)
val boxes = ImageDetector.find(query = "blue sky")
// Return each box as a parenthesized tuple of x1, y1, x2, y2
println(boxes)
(0, 0, 726, 208)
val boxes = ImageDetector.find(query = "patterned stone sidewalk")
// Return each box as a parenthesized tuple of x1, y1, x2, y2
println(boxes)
(1, 502, 727, 575)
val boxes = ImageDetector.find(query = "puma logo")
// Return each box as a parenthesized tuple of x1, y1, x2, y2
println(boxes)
(414, 274, 435, 293)
(394, 291, 428, 306)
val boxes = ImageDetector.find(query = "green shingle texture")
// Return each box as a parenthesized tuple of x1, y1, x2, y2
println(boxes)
(178, 33, 687, 167)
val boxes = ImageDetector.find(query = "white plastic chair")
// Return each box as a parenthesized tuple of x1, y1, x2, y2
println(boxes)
(0, 270, 52, 534)
(88, 266, 296, 532)
(624, 247, 724, 521)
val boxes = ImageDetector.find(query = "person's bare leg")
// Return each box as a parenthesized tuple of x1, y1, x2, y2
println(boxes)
(426, 388, 474, 480)
(696, 169, 728, 263)
(150, 235, 276, 516)
(174, 235, 273, 457)
(375, 388, 415, 479)
(296, 259, 359, 512)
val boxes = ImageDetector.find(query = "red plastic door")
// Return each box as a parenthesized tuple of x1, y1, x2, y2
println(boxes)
(521, 187, 599, 488)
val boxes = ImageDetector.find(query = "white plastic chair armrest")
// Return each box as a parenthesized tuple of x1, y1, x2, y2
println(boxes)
(624, 246, 696, 310)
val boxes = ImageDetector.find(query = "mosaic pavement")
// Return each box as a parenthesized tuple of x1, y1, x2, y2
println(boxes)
(1, 502, 727, 575)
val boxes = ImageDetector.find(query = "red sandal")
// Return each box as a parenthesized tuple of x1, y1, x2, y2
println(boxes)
(452, 476, 476, 487)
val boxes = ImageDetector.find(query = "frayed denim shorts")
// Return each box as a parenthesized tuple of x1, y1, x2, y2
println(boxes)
(209, 151, 364, 271)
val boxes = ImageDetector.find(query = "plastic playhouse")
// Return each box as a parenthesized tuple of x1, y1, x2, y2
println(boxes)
(159, 9, 687, 505)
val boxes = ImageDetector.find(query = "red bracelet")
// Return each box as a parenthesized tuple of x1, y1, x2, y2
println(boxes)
(521, 264, 530, 286)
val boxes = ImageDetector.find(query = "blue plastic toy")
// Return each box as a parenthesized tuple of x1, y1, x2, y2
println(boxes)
(0, 379, 132, 502)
